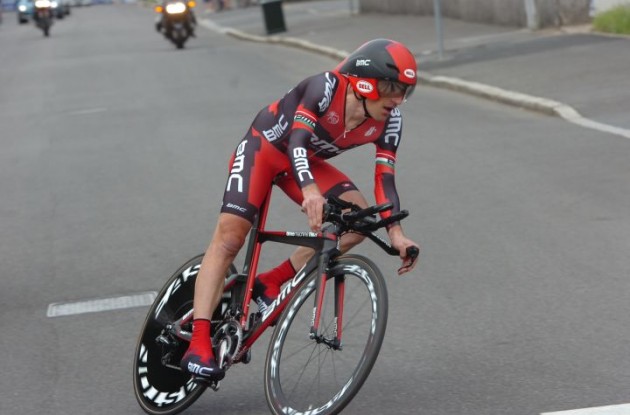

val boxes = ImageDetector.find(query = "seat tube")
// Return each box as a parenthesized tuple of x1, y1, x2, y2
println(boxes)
(240, 186, 273, 327)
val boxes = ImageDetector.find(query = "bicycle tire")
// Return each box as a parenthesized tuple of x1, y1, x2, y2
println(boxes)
(133, 254, 236, 415)
(264, 254, 388, 415)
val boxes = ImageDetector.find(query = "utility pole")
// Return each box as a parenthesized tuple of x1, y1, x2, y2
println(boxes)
(348, 0, 358, 15)
(433, 0, 444, 59)
(524, 0, 539, 30)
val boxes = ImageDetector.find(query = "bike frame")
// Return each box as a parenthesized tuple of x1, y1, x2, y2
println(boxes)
(171, 182, 347, 361)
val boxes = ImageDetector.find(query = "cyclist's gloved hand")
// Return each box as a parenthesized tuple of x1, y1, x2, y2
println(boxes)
(388, 227, 420, 275)
(397, 245, 420, 275)
(301, 184, 326, 231)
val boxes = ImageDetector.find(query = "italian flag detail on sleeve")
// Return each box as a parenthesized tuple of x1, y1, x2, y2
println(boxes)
(376, 153, 396, 170)
(294, 107, 317, 132)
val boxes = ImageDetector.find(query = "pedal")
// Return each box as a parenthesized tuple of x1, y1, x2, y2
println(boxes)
(241, 349, 251, 364)
(248, 312, 262, 330)
(155, 334, 174, 346)
(192, 376, 221, 391)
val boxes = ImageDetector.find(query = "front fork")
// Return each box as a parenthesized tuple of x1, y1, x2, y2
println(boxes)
(309, 237, 344, 350)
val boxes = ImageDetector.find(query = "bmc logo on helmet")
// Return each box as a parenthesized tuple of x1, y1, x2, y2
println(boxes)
(404, 69, 416, 79)
(356, 80, 374, 94)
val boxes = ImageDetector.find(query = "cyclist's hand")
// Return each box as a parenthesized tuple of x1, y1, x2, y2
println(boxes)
(388, 226, 420, 275)
(301, 184, 326, 231)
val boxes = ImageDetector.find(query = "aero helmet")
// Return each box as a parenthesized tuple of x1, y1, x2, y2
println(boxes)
(337, 39, 417, 100)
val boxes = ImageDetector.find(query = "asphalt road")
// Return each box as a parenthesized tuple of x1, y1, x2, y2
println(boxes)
(1, 4, 630, 415)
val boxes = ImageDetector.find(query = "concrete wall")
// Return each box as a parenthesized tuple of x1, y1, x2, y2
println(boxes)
(358, 0, 592, 28)
(590, 0, 630, 15)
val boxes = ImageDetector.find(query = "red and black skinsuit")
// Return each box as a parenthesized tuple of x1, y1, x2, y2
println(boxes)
(221, 70, 404, 224)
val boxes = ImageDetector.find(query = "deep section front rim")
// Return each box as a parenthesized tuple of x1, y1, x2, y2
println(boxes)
(264, 255, 388, 415)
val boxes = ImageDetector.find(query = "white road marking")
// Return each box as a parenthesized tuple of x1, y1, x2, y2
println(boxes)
(542, 404, 630, 415)
(47, 291, 157, 317)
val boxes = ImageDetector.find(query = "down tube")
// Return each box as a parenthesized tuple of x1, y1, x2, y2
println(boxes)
(240, 259, 318, 352)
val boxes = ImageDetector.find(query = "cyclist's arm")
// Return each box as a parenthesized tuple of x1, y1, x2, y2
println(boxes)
(373, 109, 420, 273)
(285, 108, 325, 231)
(285, 72, 338, 190)
(373, 108, 403, 226)
(285, 72, 340, 230)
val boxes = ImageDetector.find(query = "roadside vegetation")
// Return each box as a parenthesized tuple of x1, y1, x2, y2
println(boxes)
(593, 5, 630, 34)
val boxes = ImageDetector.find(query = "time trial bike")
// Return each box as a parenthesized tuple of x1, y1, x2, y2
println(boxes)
(132, 181, 419, 415)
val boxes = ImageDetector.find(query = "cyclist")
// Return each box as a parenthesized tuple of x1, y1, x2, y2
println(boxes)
(181, 38, 421, 381)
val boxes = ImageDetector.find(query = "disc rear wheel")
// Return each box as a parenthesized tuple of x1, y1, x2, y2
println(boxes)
(133, 254, 236, 415)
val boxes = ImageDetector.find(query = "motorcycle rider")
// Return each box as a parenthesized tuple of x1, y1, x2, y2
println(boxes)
(155, 0, 196, 37)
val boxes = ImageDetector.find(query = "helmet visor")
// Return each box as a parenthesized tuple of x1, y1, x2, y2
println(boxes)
(377, 80, 415, 101)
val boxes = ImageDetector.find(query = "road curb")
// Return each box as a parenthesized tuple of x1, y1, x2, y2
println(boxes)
(417, 73, 563, 117)
(201, 20, 566, 118)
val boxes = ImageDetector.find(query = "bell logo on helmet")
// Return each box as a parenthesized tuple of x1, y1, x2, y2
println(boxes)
(356, 80, 374, 94)
(404, 69, 416, 79)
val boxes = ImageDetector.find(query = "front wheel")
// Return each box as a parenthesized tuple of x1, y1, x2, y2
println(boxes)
(264, 254, 388, 415)
(132, 254, 236, 415)
(173, 28, 187, 49)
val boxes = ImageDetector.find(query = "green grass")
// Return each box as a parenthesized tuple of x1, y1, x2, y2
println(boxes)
(593, 5, 630, 35)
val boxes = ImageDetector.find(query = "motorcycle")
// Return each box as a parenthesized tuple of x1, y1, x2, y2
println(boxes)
(33, 0, 53, 37)
(155, 0, 196, 49)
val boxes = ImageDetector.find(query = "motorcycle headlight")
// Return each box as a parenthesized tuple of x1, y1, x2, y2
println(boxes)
(18, 4, 27, 11)
(165, 2, 186, 14)
(35, 0, 51, 7)
(51, 1, 59, 7)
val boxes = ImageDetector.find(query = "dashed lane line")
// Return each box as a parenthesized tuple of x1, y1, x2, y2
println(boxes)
(542, 404, 630, 414)
(47, 291, 157, 317)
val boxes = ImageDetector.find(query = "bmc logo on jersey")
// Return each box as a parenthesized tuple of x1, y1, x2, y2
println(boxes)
(356, 59, 371, 67)
(356, 80, 374, 94)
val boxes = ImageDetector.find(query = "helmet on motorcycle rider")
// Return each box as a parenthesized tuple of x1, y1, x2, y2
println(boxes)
(337, 39, 417, 101)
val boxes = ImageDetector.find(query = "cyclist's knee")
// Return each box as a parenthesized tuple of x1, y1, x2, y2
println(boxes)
(341, 232, 365, 252)
(339, 190, 368, 208)
(290, 246, 316, 269)
(213, 214, 250, 257)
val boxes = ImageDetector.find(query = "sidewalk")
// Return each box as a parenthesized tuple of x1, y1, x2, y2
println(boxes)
(199, 0, 630, 138)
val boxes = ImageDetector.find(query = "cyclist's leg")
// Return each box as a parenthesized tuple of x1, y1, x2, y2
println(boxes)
(183, 134, 287, 379)
(193, 216, 248, 319)
(180, 213, 250, 380)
